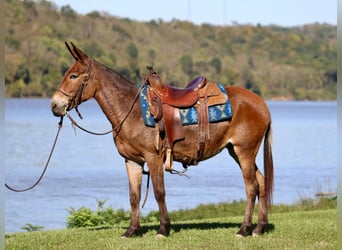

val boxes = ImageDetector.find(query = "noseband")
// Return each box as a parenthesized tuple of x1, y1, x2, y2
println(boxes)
(57, 59, 94, 119)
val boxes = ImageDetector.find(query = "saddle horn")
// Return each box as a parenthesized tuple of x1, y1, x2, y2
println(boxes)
(146, 66, 156, 74)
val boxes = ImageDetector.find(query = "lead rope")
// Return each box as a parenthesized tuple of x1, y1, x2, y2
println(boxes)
(5, 117, 64, 192)
(141, 169, 150, 208)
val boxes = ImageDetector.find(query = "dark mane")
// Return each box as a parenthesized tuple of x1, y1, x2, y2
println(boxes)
(99, 61, 137, 86)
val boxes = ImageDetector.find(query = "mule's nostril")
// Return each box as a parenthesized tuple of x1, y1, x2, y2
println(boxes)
(50, 99, 65, 117)
(51, 101, 58, 111)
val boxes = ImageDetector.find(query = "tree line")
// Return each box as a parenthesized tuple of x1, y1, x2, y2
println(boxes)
(5, 0, 336, 100)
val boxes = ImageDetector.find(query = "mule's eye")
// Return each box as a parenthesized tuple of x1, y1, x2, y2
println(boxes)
(70, 74, 78, 80)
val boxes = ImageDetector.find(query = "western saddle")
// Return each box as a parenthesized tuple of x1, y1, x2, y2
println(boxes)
(143, 66, 227, 173)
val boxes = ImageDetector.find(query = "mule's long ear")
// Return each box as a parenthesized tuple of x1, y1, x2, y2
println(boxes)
(65, 41, 80, 61)
(70, 42, 88, 63)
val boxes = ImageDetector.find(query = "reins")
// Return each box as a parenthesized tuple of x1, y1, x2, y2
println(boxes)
(5, 117, 64, 192)
(64, 83, 151, 208)
(65, 83, 145, 138)
(63, 83, 151, 208)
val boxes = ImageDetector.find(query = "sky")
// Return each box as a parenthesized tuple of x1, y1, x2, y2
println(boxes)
(51, 0, 337, 27)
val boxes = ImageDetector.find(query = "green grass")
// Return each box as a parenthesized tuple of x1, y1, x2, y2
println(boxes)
(6, 208, 336, 249)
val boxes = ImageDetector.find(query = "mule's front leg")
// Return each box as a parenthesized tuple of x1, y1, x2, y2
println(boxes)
(149, 161, 170, 237)
(122, 160, 143, 238)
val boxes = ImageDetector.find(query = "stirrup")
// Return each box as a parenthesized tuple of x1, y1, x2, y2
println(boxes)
(164, 148, 190, 178)
(167, 167, 190, 178)
(164, 148, 173, 172)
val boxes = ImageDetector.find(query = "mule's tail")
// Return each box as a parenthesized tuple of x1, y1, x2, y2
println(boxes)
(264, 122, 274, 208)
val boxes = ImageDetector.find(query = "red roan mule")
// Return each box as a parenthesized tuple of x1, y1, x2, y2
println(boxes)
(51, 42, 274, 238)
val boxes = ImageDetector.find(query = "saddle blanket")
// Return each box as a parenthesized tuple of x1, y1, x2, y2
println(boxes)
(138, 83, 232, 127)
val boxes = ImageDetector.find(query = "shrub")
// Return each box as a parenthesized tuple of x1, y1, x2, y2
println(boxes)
(66, 199, 130, 228)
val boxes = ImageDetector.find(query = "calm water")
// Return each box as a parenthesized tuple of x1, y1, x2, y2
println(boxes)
(5, 99, 337, 232)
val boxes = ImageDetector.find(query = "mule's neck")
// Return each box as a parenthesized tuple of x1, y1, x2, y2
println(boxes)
(93, 63, 140, 128)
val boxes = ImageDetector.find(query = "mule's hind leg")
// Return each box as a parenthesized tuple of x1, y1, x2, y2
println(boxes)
(122, 160, 143, 238)
(253, 168, 268, 236)
(238, 165, 269, 237)
(238, 161, 259, 237)
(228, 143, 269, 236)
(228, 144, 258, 237)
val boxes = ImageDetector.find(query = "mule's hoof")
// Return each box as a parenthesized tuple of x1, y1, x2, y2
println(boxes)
(252, 224, 267, 236)
(121, 226, 140, 238)
(121, 235, 129, 239)
(156, 233, 167, 238)
(236, 226, 250, 237)
(252, 232, 261, 237)
(235, 233, 246, 238)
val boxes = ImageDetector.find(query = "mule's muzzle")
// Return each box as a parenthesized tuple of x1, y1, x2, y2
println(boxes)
(50, 94, 69, 117)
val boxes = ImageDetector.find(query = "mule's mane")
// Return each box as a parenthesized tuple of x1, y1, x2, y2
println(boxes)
(97, 61, 137, 88)
(90, 60, 141, 126)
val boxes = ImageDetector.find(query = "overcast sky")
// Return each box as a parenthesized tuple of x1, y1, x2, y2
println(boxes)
(52, 0, 336, 27)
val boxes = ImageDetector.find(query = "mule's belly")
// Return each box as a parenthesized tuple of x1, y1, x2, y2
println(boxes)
(172, 121, 230, 165)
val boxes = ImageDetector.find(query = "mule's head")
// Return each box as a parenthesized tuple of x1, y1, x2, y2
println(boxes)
(51, 42, 96, 117)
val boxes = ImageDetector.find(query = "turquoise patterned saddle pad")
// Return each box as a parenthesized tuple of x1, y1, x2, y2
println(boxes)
(138, 83, 232, 127)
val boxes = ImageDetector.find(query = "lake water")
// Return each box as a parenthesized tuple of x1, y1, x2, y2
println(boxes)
(5, 99, 337, 232)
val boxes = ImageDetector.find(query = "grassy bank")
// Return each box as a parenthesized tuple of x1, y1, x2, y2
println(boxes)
(6, 201, 337, 250)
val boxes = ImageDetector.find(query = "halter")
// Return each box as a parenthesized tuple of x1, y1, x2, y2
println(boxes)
(57, 59, 94, 119)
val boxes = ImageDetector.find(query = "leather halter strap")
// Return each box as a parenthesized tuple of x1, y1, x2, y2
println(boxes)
(57, 59, 94, 119)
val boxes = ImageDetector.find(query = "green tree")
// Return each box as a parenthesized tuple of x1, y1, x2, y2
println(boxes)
(241, 67, 262, 96)
(61, 5, 76, 18)
(4, 0, 337, 100)
(180, 55, 193, 76)
(210, 57, 222, 73)
(127, 43, 138, 60)
(14, 63, 30, 84)
(85, 42, 103, 58)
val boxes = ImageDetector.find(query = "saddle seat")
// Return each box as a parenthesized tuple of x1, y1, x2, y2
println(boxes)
(148, 74, 207, 107)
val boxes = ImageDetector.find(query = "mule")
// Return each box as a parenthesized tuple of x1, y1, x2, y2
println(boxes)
(51, 42, 274, 237)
